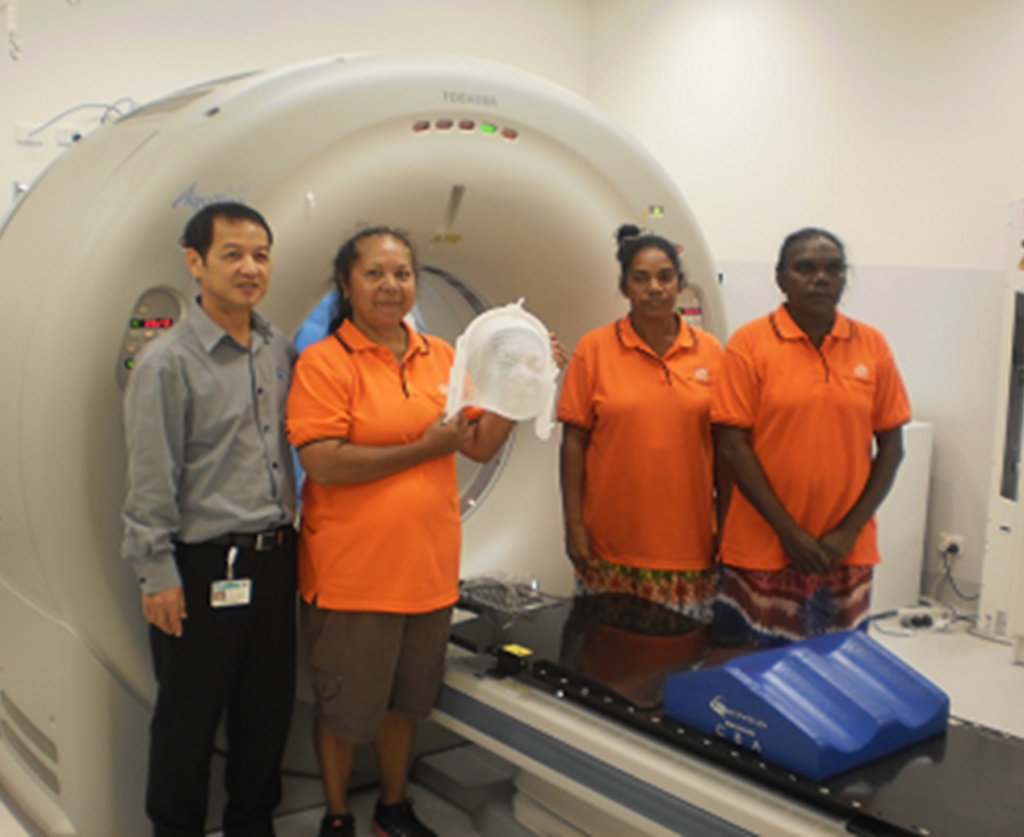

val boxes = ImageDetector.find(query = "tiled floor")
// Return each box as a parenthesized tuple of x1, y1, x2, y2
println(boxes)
(217, 783, 481, 837)
(0, 782, 479, 837)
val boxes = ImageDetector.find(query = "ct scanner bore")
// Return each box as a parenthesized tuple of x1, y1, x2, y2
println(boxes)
(0, 53, 724, 835)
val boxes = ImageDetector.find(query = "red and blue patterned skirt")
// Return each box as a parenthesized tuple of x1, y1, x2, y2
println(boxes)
(713, 564, 873, 649)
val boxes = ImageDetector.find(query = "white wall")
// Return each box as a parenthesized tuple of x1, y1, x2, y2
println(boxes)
(589, 0, 1024, 270)
(3, 0, 1019, 602)
(590, 0, 1024, 603)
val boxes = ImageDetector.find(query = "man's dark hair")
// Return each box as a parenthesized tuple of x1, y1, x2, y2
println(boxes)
(180, 202, 273, 261)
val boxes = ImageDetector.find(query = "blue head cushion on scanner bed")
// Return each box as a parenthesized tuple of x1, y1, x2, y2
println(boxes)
(663, 631, 950, 780)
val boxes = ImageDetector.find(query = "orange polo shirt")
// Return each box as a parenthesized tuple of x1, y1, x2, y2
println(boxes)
(286, 319, 461, 613)
(711, 305, 911, 571)
(557, 316, 723, 571)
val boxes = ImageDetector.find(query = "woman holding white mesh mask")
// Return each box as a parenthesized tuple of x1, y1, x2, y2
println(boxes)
(286, 226, 563, 837)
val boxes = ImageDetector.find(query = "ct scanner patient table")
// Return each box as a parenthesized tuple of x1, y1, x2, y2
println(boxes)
(432, 593, 1024, 837)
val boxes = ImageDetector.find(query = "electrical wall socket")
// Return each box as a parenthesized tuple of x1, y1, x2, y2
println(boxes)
(938, 533, 964, 555)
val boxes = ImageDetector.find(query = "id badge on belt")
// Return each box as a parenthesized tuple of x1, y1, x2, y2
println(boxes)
(211, 546, 252, 608)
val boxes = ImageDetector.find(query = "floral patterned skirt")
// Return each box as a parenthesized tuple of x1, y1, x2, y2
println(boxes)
(713, 563, 874, 649)
(574, 554, 715, 624)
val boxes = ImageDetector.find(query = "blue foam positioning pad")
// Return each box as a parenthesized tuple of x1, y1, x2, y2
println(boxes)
(663, 630, 950, 780)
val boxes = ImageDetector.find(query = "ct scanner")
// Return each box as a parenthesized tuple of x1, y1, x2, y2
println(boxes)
(0, 52, 732, 836)
(3, 53, 1008, 837)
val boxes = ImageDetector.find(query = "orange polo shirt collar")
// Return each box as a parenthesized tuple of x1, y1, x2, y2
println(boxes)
(770, 304, 854, 342)
(334, 318, 430, 362)
(616, 313, 696, 357)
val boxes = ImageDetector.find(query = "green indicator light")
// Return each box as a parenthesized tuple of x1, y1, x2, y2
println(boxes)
(480, 123, 497, 134)
(647, 205, 665, 217)
(131, 318, 144, 328)
(125, 358, 135, 369)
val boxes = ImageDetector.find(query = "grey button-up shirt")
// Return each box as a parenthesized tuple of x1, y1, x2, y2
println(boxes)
(121, 300, 297, 594)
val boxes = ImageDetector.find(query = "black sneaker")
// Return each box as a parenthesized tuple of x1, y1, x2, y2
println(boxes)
(318, 812, 355, 837)
(371, 798, 437, 837)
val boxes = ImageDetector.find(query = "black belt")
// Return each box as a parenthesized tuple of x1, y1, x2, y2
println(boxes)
(206, 524, 293, 551)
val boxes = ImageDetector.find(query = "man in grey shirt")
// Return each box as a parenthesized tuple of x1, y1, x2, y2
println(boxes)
(122, 202, 297, 837)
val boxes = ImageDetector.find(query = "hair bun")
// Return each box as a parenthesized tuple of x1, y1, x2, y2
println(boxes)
(615, 223, 643, 244)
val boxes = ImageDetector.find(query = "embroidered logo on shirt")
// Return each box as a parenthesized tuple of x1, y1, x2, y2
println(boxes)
(854, 364, 870, 379)
(694, 367, 709, 382)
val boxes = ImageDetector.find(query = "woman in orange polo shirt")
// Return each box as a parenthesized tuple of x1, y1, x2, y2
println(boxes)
(286, 228, 514, 837)
(712, 228, 910, 648)
(558, 224, 724, 622)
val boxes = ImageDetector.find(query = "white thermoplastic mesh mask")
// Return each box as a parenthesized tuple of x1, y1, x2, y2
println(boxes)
(444, 299, 558, 440)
